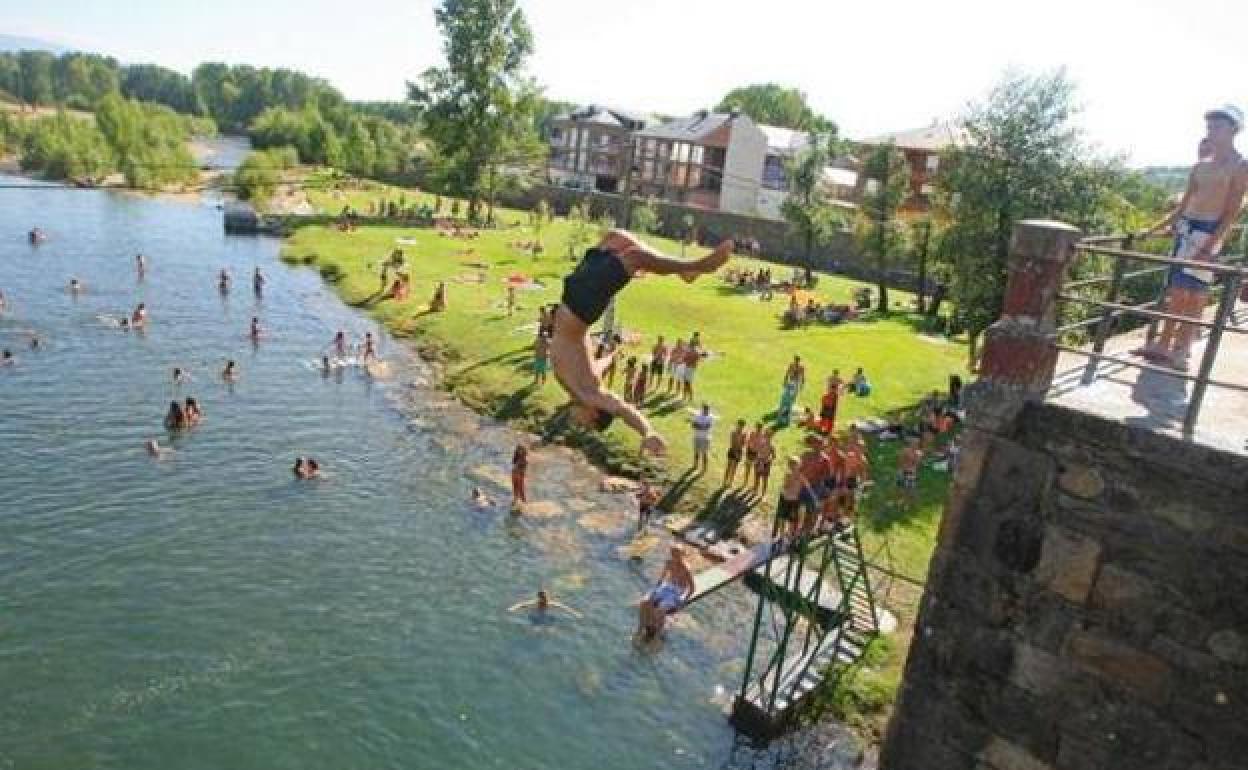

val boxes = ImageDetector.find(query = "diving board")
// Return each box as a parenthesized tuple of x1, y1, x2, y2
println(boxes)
(683, 539, 784, 606)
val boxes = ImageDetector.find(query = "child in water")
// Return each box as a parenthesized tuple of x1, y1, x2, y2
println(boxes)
(551, 230, 732, 455)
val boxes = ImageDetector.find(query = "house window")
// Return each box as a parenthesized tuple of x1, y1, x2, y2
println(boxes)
(762, 155, 788, 191)
(691, 145, 704, 164)
(549, 128, 562, 142)
(926, 154, 940, 172)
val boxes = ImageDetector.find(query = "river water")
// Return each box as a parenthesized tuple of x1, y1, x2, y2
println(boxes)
(0, 168, 863, 769)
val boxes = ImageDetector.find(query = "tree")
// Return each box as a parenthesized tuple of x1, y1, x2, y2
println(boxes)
(409, 0, 539, 221)
(781, 134, 844, 268)
(715, 83, 833, 133)
(630, 197, 661, 235)
(911, 217, 934, 314)
(532, 199, 550, 255)
(937, 70, 1117, 365)
(566, 202, 595, 258)
(857, 141, 910, 313)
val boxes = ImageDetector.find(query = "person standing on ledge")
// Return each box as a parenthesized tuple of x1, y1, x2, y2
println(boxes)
(1138, 105, 1247, 370)
(551, 231, 732, 455)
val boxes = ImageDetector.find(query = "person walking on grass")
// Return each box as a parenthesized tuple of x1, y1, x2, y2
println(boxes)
(666, 338, 686, 396)
(752, 429, 776, 497)
(650, 335, 668, 392)
(723, 419, 748, 487)
(680, 336, 703, 402)
(818, 371, 845, 434)
(550, 231, 732, 455)
(533, 332, 551, 385)
(690, 403, 715, 474)
(631, 355, 649, 405)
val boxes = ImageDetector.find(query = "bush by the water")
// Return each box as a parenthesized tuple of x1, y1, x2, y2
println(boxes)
(4, 95, 205, 188)
(233, 146, 300, 205)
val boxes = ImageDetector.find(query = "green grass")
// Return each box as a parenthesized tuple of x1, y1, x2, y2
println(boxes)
(281, 177, 968, 737)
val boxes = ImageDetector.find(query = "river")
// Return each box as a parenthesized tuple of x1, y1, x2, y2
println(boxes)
(0, 169, 867, 769)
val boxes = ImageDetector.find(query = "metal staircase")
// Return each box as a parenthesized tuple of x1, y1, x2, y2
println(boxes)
(730, 516, 880, 741)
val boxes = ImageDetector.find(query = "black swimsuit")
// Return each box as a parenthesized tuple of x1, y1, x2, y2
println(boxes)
(562, 248, 631, 325)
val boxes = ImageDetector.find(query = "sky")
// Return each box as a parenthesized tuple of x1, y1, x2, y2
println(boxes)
(4, 0, 1247, 166)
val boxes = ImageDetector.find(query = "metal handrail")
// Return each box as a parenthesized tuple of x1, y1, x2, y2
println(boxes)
(1058, 231, 1246, 435)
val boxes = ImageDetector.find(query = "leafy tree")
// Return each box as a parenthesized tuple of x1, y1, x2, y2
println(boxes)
(234, 146, 298, 207)
(857, 141, 910, 313)
(410, 0, 539, 220)
(342, 117, 378, 176)
(122, 64, 200, 114)
(532, 199, 550, 255)
(20, 110, 114, 182)
(681, 213, 695, 256)
(909, 217, 935, 315)
(16, 51, 56, 107)
(781, 134, 845, 268)
(937, 70, 1117, 364)
(630, 197, 661, 235)
(715, 83, 833, 132)
(566, 202, 595, 258)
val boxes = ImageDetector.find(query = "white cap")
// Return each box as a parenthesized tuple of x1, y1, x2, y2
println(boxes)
(1205, 104, 1244, 132)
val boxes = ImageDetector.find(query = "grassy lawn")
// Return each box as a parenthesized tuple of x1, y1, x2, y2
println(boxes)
(282, 178, 968, 737)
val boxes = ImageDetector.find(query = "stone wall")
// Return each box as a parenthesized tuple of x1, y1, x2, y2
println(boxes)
(880, 399, 1248, 770)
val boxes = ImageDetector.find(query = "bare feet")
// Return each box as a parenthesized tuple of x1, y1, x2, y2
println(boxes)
(682, 239, 734, 283)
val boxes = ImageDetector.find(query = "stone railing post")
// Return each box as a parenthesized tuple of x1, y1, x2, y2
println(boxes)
(971, 220, 1082, 428)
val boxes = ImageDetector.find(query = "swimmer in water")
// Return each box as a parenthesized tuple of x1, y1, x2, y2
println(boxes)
(294, 457, 322, 480)
(471, 486, 494, 508)
(173, 367, 191, 385)
(1, 349, 14, 366)
(184, 397, 202, 426)
(222, 359, 238, 382)
(131, 303, 147, 328)
(508, 589, 582, 618)
(28, 335, 40, 351)
(320, 354, 332, 375)
(362, 332, 377, 362)
(0, 290, 6, 315)
(136, 254, 146, 278)
(69, 278, 83, 295)
(165, 400, 187, 430)
(218, 269, 231, 293)
(119, 317, 130, 331)
(332, 330, 347, 357)
(253, 267, 265, 295)
(146, 438, 174, 457)
(249, 316, 262, 341)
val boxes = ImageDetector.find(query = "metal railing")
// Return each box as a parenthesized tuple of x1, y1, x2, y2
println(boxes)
(1055, 225, 1246, 435)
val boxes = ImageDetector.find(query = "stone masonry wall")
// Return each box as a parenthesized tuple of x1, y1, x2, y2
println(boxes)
(880, 400, 1248, 770)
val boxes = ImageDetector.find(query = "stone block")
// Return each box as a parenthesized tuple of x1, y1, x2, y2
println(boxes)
(1033, 526, 1102, 604)
(1057, 465, 1104, 500)
(978, 737, 1053, 770)
(1010, 643, 1068, 697)
(1089, 564, 1155, 613)
(1207, 629, 1247, 665)
(1067, 631, 1172, 705)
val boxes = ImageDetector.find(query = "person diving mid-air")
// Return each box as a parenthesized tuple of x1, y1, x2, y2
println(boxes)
(550, 230, 733, 456)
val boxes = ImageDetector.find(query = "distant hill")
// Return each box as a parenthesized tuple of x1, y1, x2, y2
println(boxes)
(1140, 166, 1189, 196)
(0, 34, 71, 54)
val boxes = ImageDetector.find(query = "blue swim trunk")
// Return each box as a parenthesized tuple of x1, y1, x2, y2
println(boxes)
(1167, 217, 1220, 291)
(650, 582, 685, 613)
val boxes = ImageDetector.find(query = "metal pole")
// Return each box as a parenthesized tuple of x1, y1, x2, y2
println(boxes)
(1183, 273, 1240, 435)
(1081, 254, 1126, 385)
(738, 508, 782, 701)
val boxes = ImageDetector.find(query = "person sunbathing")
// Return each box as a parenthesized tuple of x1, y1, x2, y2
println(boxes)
(552, 231, 733, 455)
